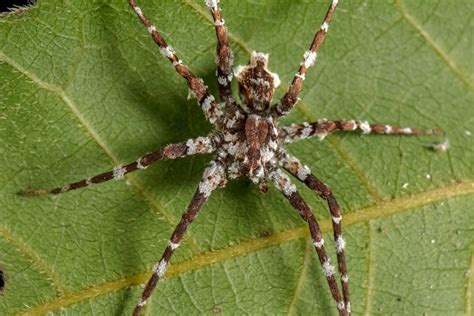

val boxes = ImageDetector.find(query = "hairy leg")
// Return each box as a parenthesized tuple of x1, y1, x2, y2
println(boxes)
(279, 118, 442, 143)
(205, 0, 234, 104)
(19, 136, 218, 196)
(128, 0, 225, 126)
(273, 0, 339, 116)
(269, 168, 347, 316)
(279, 151, 351, 313)
(133, 160, 226, 316)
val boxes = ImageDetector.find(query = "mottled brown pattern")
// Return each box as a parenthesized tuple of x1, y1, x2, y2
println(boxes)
(236, 56, 277, 113)
(209, 2, 234, 104)
(281, 119, 442, 143)
(245, 115, 270, 175)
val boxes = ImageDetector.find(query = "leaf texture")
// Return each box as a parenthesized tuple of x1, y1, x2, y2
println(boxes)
(0, 0, 473, 315)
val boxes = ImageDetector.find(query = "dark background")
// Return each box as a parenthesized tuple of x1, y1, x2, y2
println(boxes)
(0, 0, 34, 12)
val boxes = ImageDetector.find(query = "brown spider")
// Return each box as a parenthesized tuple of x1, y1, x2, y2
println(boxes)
(20, 0, 442, 315)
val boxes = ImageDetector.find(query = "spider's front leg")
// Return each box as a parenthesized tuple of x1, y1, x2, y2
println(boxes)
(273, 0, 339, 117)
(128, 0, 225, 126)
(279, 119, 443, 143)
(269, 169, 348, 316)
(279, 151, 351, 314)
(132, 160, 226, 316)
(19, 136, 218, 196)
(205, 0, 234, 104)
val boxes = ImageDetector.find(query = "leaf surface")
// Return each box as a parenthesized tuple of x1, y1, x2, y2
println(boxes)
(0, 0, 473, 315)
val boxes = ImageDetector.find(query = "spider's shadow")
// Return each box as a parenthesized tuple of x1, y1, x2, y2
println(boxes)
(102, 6, 219, 153)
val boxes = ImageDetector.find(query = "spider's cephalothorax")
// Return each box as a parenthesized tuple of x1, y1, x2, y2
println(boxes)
(234, 51, 280, 114)
(21, 1, 442, 315)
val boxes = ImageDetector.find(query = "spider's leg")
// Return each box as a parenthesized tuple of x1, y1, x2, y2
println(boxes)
(279, 151, 351, 314)
(273, 0, 339, 117)
(269, 168, 347, 316)
(128, 1, 224, 127)
(279, 119, 443, 143)
(19, 136, 218, 196)
(132, 160, 226, 316)
(205, 0, 234, 104)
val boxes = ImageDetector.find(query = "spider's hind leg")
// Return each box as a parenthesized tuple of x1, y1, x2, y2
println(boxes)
(19, 137, 217, 196)
(269, 168, 348, 316)
(279, 152, 351, 314)
(132, 160, 226, 316)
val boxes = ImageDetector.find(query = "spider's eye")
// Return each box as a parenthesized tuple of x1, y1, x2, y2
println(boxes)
(234, 51, 280, 113)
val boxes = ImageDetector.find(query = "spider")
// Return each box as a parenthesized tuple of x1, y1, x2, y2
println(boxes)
(19, 0, 442, 315)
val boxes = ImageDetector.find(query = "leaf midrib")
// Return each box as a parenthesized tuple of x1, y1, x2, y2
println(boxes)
(15, 181, 474, 315)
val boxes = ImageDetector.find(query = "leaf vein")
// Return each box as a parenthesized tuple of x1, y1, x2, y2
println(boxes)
(0, 224, 65, 296)
(0, 49, 202, 254)
(396, 0, 474, 91)
(286, 238, 311, 316)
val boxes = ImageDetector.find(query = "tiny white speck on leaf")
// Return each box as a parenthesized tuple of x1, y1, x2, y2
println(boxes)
(427, 139, 449, 152)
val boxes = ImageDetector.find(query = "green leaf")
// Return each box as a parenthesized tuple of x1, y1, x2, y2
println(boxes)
(1, 0, 473, 315)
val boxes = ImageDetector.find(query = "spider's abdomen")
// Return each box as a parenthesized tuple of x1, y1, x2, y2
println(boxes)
(245, 114, 270, 175)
